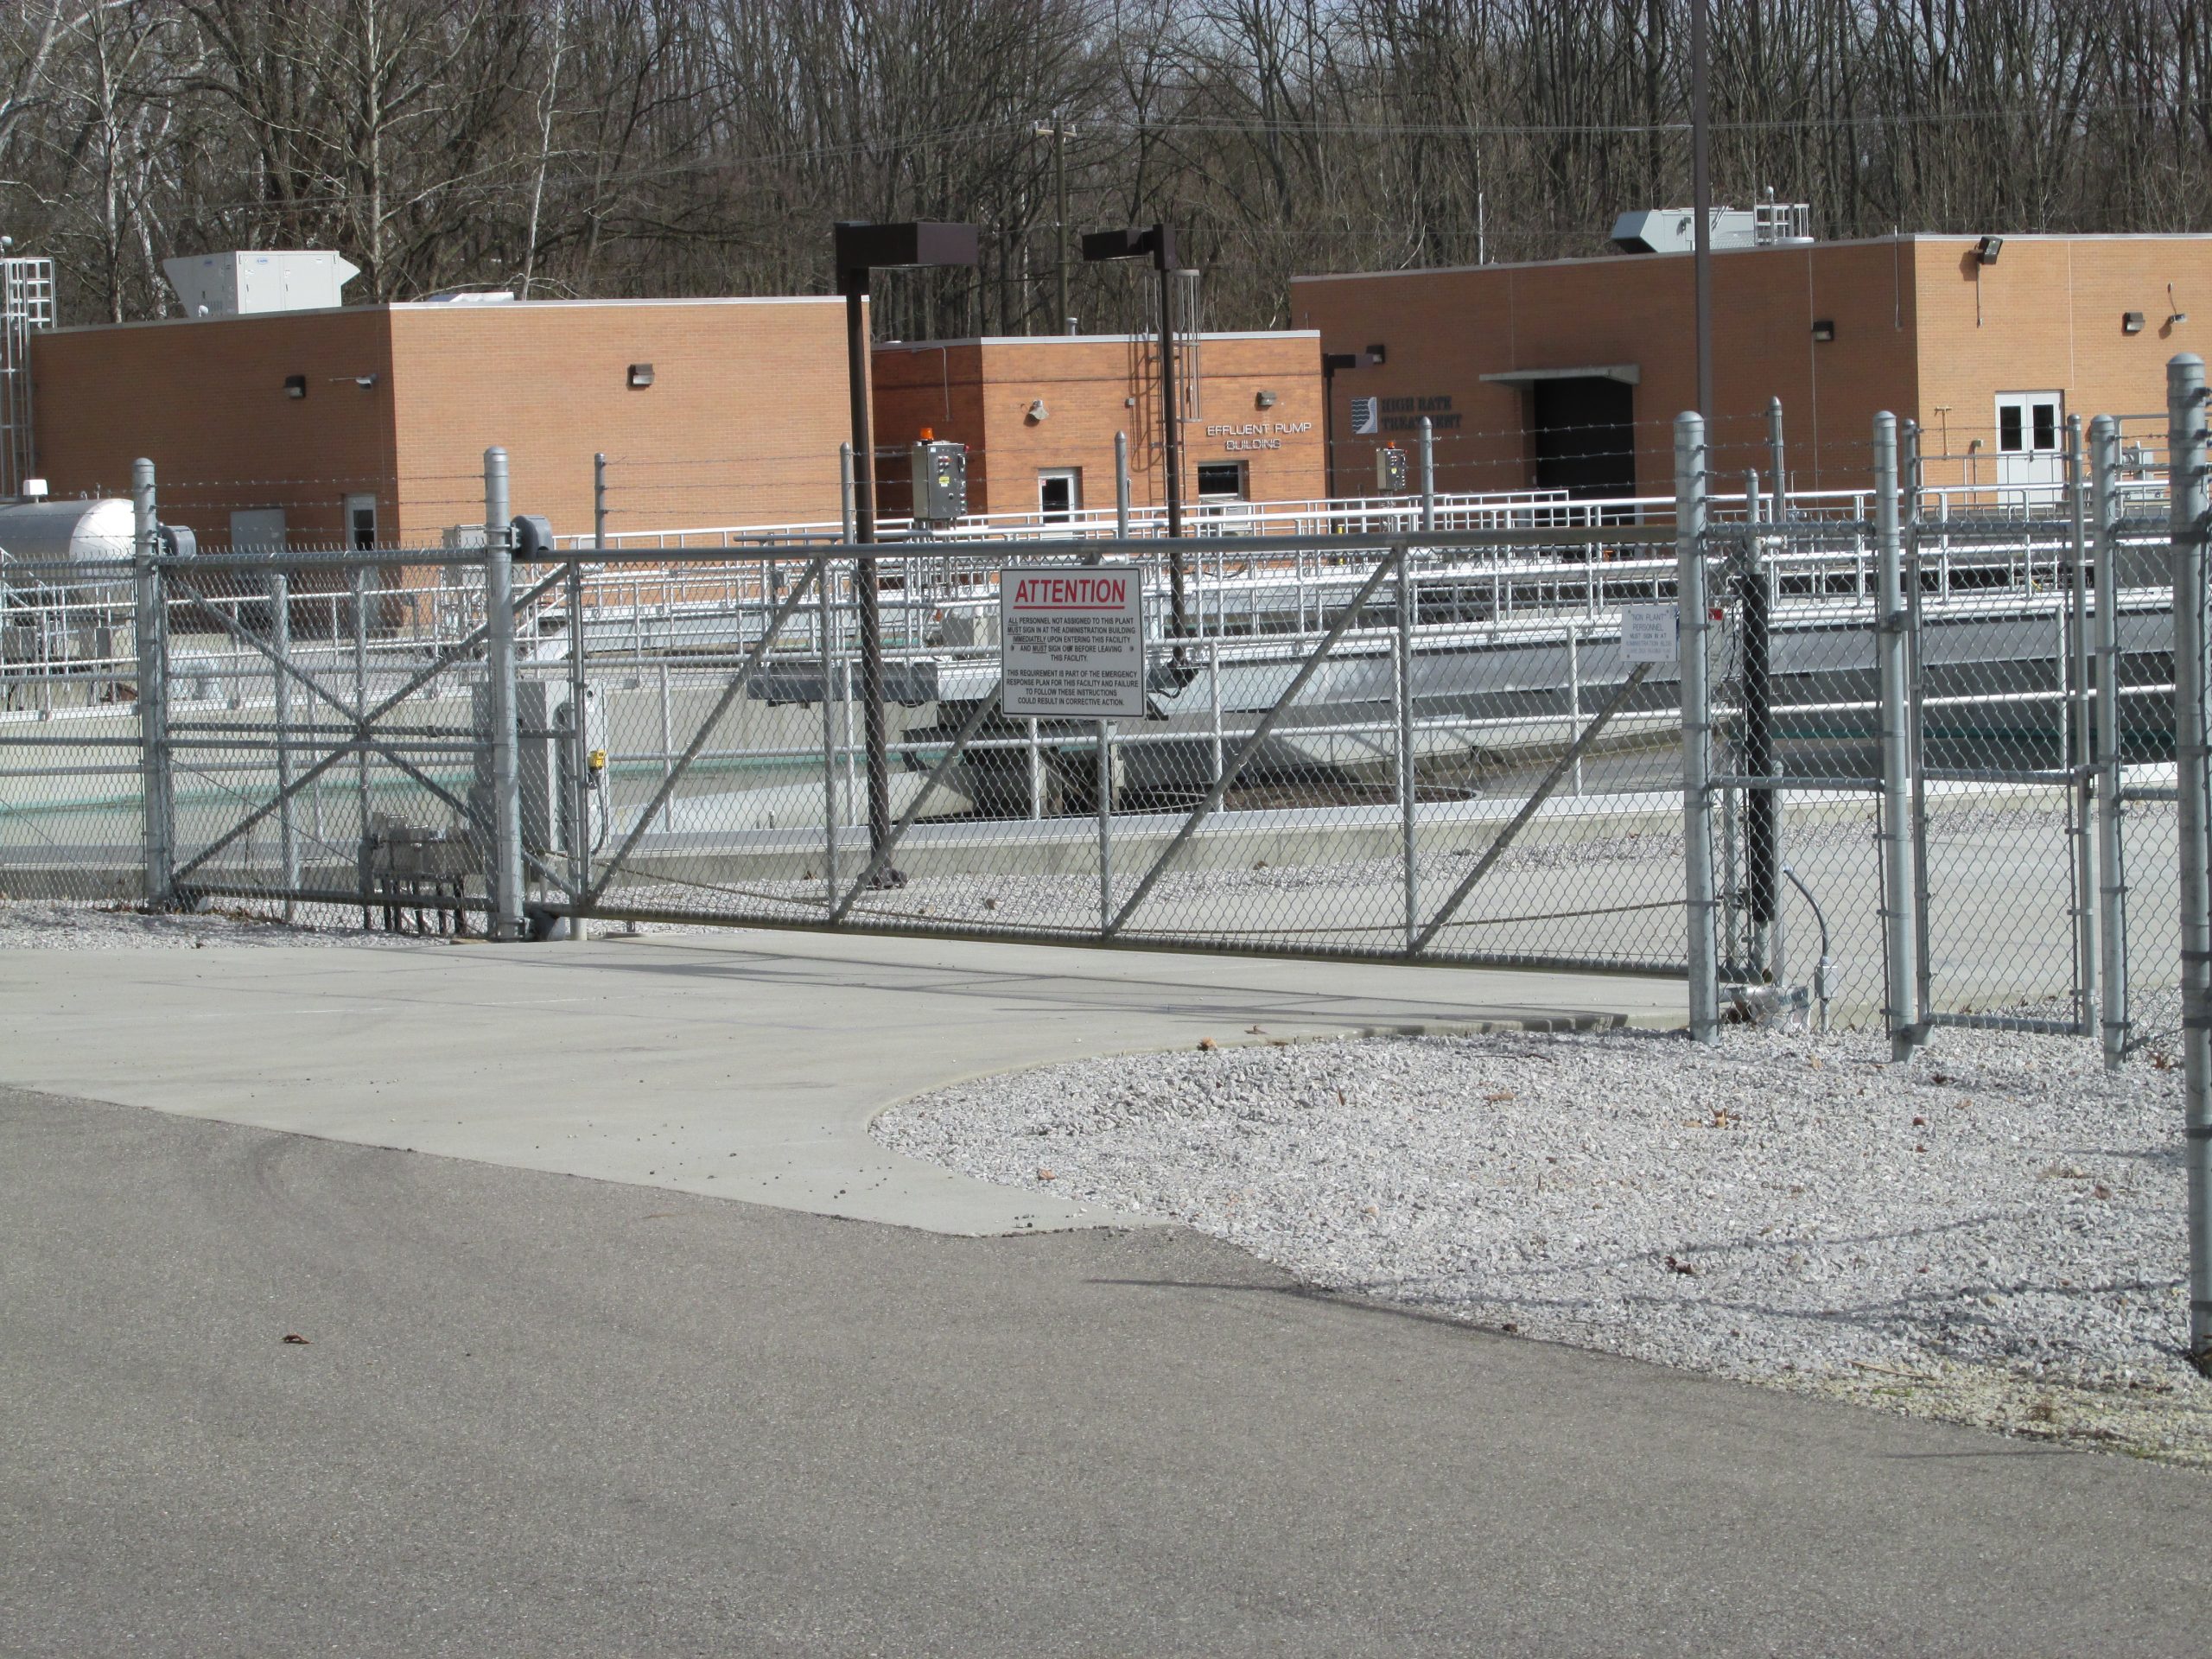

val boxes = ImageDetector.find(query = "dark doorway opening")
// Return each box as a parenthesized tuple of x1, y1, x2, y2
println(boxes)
(1531, 377, 1636, 510)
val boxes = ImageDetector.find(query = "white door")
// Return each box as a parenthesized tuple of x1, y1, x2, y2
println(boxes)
(1994, 391, 2064, 507)
(1037, 468, 1080, 524)
(344, 493, 378, 551)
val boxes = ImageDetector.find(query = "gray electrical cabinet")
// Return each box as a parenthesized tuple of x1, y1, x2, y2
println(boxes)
(911, 441, 968, 524)
(473, 679, 605, 858)
(1375, 446, 1409, 494)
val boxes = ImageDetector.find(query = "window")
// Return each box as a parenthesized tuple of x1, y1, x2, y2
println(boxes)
(2032, 402, 2057, 450)
(1037, 468, 1080, 524)
(1999, 404, 2023, 453)
(1196, 461, 1245, 499)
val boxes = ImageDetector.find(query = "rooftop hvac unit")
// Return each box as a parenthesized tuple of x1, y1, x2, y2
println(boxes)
(162, 250, 362, 318)
(1610, 202, 1814, 255)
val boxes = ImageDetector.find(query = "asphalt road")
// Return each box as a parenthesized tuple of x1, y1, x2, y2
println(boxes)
(4, 1084, 2209, 1656)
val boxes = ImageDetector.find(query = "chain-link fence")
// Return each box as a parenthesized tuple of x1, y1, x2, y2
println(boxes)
(1, 420, 2201, 1062)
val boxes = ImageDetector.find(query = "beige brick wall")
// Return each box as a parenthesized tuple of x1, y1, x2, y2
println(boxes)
(1910, 236, 2212, 488)
(29, 298, 854, 548)
(872, 333, 1325, 517)
(385, 297, 851, 543)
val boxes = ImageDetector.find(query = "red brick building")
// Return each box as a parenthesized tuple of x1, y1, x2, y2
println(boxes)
(1291, 234, 2212, 503)
(870, 332, 1325, 519)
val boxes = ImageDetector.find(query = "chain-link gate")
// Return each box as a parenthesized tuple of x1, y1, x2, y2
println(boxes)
(571, 531, 1694, 975)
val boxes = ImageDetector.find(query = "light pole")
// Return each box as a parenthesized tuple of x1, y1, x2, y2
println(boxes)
(1690, 0, 1713, 422)
(1082, 224, 1188, 639)
(1321, 350, 1359, 501)
(832, 220, 981, 880)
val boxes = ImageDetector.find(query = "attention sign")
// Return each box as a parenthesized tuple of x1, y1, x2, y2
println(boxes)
(999, 564, 1147, 720)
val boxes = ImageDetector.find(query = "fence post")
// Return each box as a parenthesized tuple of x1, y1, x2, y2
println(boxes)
(270, 563, 296, 922)
(1875, 412, 1920, 1060)
(352, 562, 371, 927)
(1115, 430, 1132, 537)
(483, 447, 524, 940)
(2165, 353, 2212, 1370)
(569, 455, 602, 937)
(2065, 414, 2100, 1028)
(1676, 412, 1719, 1043)
(2090, 414, 2128, 1071)
(1399, 415, 1430, 953)
(131, 456, 172, 906)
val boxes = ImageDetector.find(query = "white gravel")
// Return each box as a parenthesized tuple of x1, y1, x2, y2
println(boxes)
(877, 1007, 2212, 1464)
(0, 897, 443, 949)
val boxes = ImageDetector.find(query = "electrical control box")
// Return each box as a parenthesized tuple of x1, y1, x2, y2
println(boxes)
(474, 679, 606, 859)
(911, 441, 968, 524)
(1376, 446, 1409, 494)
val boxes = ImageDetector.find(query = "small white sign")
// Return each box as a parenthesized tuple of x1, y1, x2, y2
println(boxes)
(1000, 564, 1147, 720)
(1621, 603, 1679, 664)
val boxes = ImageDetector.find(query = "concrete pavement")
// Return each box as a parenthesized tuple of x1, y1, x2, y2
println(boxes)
(4, 1084, 2208, 1657)
(0, 928, 1684, 1233)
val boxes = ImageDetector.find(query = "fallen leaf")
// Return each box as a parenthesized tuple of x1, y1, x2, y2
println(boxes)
(1484, 1090, 1515, 1103)
(281, 1333, 310, 1344)
(1198, 1037, 1216, 1051)
(1245, 1025, 1266, 1034)
(1662, 1255, 1696, 1276)
(1037, 1167, 1057, 1181)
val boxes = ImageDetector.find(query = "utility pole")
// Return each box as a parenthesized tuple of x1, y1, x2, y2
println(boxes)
(1035, 118, 1075, 333)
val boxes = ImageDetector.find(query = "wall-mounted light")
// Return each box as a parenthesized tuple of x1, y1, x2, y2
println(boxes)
(1026, 398, 1049, 423)
(2169, 283, 2190, 328)
(1365, 342, 1387, 365)
(354, 373, 378, 389)
(2124, 311, 2146, 335)
(1976, 235, 2004, 266)
(1810, 319, 1837, 343)
(1255, 389, 1279, 410)
(283, 374, 306, 399)
(627, 362, 654, 388)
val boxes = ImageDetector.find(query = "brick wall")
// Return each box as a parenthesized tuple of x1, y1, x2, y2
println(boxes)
(1290, 240, 1921, 502)
(1910, 236, 2212, 489)
(386, 297, 851, 543)
(28, 298, 854, 548)
(872, 333, 1325, 517)
(30, 308, 398, 545)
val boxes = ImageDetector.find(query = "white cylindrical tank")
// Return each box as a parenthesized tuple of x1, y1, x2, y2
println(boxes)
(0, 499, 138, 578)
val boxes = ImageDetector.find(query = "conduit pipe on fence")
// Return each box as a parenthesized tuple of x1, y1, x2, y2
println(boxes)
(2165, 352, 2212, 1371)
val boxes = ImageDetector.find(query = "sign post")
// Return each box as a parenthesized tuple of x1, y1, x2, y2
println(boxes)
(1000, 564, 1148, 720)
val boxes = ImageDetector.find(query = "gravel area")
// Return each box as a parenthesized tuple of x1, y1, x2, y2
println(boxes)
(0, 897, 447, 949)
(877, 1005, 2212, 1465)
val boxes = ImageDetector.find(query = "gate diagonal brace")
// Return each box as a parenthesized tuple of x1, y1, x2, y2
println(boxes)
(585, 553, 831, 908)
(829, 685, 1004, 924)
(164, 563, 570, 734)
(1104, 545, 1403, 939)
(169, 575, 370, 731)
(1409, 660, 1656, 957)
